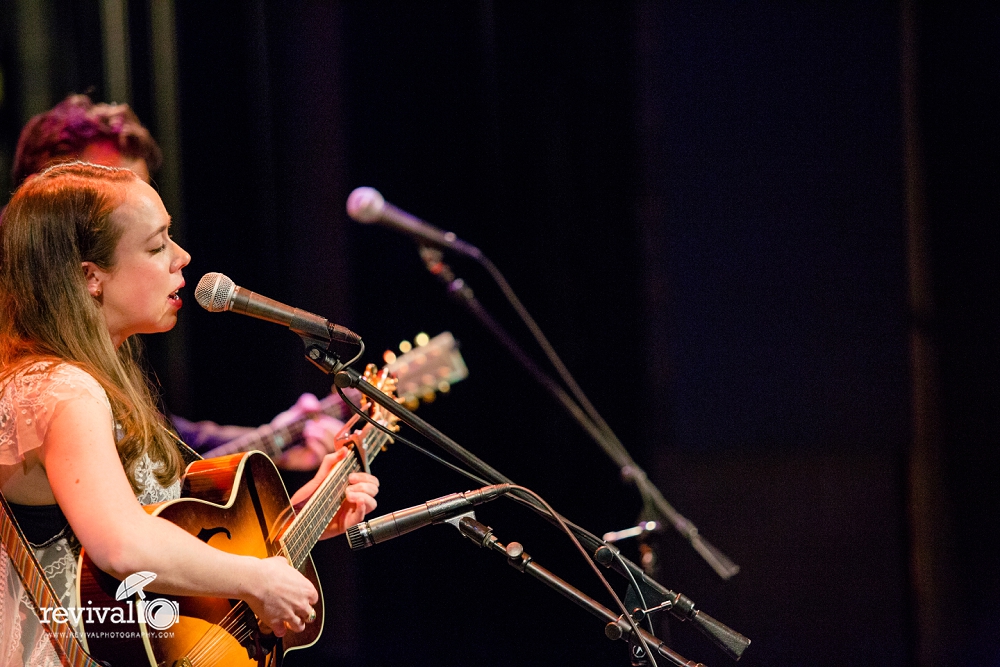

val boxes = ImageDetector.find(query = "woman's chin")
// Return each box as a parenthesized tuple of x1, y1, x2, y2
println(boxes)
(138, 317, 180, 337)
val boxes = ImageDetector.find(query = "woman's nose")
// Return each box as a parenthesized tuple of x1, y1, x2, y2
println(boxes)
(173, 242, 192, 271)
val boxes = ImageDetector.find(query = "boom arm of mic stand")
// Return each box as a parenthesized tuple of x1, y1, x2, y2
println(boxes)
(333, 367, 750, 661)
(419, 248, 740, 581)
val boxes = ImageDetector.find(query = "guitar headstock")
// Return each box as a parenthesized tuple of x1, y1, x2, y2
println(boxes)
(335, 331, 468, 466)
(382, 331, 469, 409)
(358, 363, 400, 429)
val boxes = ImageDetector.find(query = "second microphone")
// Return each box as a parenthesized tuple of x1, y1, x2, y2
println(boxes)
(346, 484, 511, 550)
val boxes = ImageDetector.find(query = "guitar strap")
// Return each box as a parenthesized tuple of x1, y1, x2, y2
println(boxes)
(0, 492, 103, 667)
(164, 426, 205, 465)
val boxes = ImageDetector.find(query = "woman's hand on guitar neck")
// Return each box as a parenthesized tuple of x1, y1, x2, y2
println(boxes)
(289, 448, 380, 539)
(244, 556, 319, 637)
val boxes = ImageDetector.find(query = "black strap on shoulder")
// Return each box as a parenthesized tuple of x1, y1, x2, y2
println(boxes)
(164, 426, 204, 465)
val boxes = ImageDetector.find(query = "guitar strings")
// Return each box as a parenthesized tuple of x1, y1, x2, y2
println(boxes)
(283, 458, 358, 565)
(186, 459, 360, 663)
(283, 423, 387, 563)
(183, 408, 388, 663)
(284, 464, 352, 563)
(193, 624, 256, 667)
(285, 412, 386, 559)
(183, 601, 257, 665)
(183, 604, 246, 664)
(294, 456, 362, 559)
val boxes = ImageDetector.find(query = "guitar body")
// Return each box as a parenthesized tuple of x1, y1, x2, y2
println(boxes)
(72, 337, 469, 666)
(76, 452, 322, 667)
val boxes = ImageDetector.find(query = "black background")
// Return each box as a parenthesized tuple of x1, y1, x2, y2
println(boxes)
(1, 2, 997, 666)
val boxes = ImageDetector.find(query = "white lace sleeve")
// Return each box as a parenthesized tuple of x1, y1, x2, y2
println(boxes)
(0, 363, 112, 465)
(133, 454, 181, 505)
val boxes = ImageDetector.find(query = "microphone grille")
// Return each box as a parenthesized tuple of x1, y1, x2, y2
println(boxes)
(345, 523, 372, 550)
(346, 187, 385, 223)
(195, 272, 236, 312)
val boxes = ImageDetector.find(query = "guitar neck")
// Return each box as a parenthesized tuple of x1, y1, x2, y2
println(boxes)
(202, 392, 349, 459)
(202, 331, 467, 461)
(0, 497, 103, 667)
(281, 425, 390, 567)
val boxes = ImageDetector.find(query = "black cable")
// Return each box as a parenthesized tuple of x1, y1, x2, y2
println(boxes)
(506, 484, 658, 667)
(474, 254, 630, 462)
(342, 339, 365, 368)
(334, 384, 490, 486)
(615, 549, 656, 636)
(336, 380, 657, 660)
(422, 246, 740, 581)
(500, 492, 654, 638)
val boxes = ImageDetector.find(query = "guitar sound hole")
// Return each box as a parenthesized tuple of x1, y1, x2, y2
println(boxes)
(196, 526, 233, 543)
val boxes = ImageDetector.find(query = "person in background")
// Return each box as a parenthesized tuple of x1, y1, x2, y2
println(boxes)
(0, 162, 378, 664)
(10, 94, 339, 470)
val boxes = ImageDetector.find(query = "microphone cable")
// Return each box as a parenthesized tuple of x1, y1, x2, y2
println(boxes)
(348, 189, 737, 578)
(420, 246, 740, 581)
(333, 383, 659, 663)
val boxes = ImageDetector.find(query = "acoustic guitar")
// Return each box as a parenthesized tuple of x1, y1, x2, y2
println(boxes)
(75, 335, 466, 666)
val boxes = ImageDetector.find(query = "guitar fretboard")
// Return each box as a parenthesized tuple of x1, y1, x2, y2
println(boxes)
(281, 424, 390, 568)
(0, 496, 102, 667)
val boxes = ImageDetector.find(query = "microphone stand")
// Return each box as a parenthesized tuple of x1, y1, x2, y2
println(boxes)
(418, 247, 740, 581)
(454, 516, 705, 667)
(333, 367, 750, 662)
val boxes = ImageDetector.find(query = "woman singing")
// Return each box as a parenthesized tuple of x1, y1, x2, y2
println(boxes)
(0, 162, 378, 664)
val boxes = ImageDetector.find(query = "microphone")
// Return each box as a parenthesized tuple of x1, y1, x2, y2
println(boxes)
(346, 483, 510, 550)
(602, 521, 661, 543)
(346, 187, 482, 259)
(195, 272, 361, 345)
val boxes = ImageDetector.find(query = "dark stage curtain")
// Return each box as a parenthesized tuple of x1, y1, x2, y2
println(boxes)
(1, 2, 997, 665)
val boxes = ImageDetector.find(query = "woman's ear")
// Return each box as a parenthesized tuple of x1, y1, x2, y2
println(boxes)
(82, 261, 103, 298)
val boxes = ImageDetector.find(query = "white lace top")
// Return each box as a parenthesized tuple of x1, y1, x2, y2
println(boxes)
(0, 362, 180, 666)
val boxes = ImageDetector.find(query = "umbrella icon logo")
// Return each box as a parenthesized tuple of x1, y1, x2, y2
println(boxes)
(115, 571, 157, 601)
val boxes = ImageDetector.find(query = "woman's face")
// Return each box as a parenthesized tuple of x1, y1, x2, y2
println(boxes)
(87, 179, 191, 347)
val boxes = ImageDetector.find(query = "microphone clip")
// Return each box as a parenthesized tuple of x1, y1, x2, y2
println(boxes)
(419, 246, 476, 303)
(303, 336, 345, 374)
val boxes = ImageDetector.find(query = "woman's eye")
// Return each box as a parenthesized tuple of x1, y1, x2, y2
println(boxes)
(150, 243, 166, 254)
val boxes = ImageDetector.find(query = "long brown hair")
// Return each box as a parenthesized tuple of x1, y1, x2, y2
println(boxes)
(0, 162, 183, 491)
